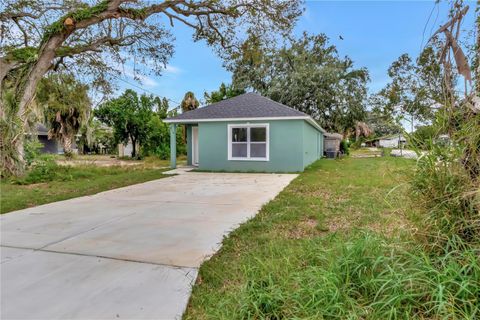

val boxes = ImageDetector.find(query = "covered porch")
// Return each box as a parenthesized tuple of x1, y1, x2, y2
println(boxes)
(169, 123, 199, 169)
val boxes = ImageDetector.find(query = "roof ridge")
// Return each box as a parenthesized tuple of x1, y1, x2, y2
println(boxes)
(199, 92, 252, 110)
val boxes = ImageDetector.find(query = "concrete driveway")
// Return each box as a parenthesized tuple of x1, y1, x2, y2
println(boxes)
(1, 171, 296, 319)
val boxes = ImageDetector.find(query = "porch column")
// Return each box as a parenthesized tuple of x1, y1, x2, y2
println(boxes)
(170, 123, 177, 168)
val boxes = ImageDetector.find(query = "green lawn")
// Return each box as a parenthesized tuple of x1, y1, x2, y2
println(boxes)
(1, 165, 169, 214)
(185, 157, 479, 319)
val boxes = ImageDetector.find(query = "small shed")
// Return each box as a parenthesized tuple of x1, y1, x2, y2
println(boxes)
(324, 133, 343, 158)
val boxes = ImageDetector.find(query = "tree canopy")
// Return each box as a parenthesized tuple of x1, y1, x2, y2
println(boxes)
(231, 33, 370, 134)
(204, 83, 245, 104)
(1, 0, 303, 175)
(370, 46, 447, 132)
(36, 73, 91, 157)
(95, 89, 154, 157)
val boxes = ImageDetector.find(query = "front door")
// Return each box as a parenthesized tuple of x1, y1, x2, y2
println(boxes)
(192, 126, 199, 166)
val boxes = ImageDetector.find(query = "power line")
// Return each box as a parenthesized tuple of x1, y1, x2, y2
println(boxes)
(420, 1, 438, 52)
(107, 72, 182, 109)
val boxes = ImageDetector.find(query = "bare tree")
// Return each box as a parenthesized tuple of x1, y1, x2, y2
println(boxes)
(0, 0, 302, 175)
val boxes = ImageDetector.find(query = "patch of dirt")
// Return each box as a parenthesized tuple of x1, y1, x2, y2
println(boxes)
(327, 215, 355, 232)
(324, 208, 415, 237)
(286, 217, 322, 239)
(56, 159, 143, 167)
(292, 189, 332, 200)
(23, 182, 47, 189)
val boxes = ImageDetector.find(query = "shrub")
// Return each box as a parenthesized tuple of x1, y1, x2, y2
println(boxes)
(12, 155, 61, 184)
(340, 140, 350, 155)
(10, 155, 87, 184)
(24, 138, 43, 166)
(153, 144, 170, 160)
(411, 107, 480, 250)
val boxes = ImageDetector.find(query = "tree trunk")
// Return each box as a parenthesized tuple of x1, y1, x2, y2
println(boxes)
(1, 35, 67, 175)
(62, 135, 74, 159)
(131, 138, 137, 158)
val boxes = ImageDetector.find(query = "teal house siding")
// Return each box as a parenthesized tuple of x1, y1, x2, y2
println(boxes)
(197, 120, 320, 172)
(198, 120, 304, 172)
(302, 121, 324, 168)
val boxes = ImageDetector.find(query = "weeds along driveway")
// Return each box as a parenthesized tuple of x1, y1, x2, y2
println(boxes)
(0, 171, 296, 319)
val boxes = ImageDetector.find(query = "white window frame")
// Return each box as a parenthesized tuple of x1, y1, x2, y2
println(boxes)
(227, 123, 269, 161)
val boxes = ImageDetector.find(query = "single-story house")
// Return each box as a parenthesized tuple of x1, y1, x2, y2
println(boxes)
(26, 124, 78, 154)
(366, 134, 406, 148)
(324, 132, 343, 158)
(164, 93, 326, 172)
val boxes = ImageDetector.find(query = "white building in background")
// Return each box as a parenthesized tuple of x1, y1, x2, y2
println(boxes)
(366, 134, 407, 148)
(378, 134, 407, 148)
(118, 139, 140, 157)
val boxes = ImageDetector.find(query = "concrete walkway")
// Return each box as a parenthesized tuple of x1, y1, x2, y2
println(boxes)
(1, 171, 296, 319)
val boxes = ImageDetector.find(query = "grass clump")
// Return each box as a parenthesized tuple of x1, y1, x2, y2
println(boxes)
(411, 108, 480, 250)
(185, 157, 479, 319)
(239, 233, 479, 319)
(382, 147, 392, 157)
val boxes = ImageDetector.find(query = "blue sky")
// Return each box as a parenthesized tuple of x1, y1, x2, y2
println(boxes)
(116, 1, 476, 107)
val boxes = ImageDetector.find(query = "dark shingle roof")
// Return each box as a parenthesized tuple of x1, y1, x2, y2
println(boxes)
(36, 123, 49, 136)
(325, 133, 343, 140)
(166, 93, 308, 121)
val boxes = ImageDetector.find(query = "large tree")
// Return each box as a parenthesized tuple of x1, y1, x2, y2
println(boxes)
(231, 33, 369, 134)
(36, 73, 90, 157)
(0, 0, 302, 175)
(141, 96, 180, 158)
(94, 89, 154, 157)
(204, 82, 245, 104)
(366, 91, 403, 137)
(372, 47, 448, 132)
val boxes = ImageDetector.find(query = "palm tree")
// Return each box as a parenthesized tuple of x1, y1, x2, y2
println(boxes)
(354, 121, 373, 140)
(37, 74, 90, 158)
(180, 91, 199, 112)
(180, 91, 199, 142)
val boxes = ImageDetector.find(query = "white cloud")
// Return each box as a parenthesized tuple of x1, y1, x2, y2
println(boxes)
(118, 65, 158, 88)
(164, 64, 181, 74)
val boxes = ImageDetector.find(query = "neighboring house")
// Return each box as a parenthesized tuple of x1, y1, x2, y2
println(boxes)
(164, 93, 326, 172)
(324, 133, 343, 158)
(28, 124, 79, 154)
(366, 134, 407, 148)
(35, 124, 62, 154)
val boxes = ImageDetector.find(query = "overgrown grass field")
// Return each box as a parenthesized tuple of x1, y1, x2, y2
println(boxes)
(0, 157, 172, 214)
(185, 157, 479, 319)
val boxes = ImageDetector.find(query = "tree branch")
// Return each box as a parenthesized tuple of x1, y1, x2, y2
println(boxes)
(56, 35, 138, 57)
(12, 18, 29, 47)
